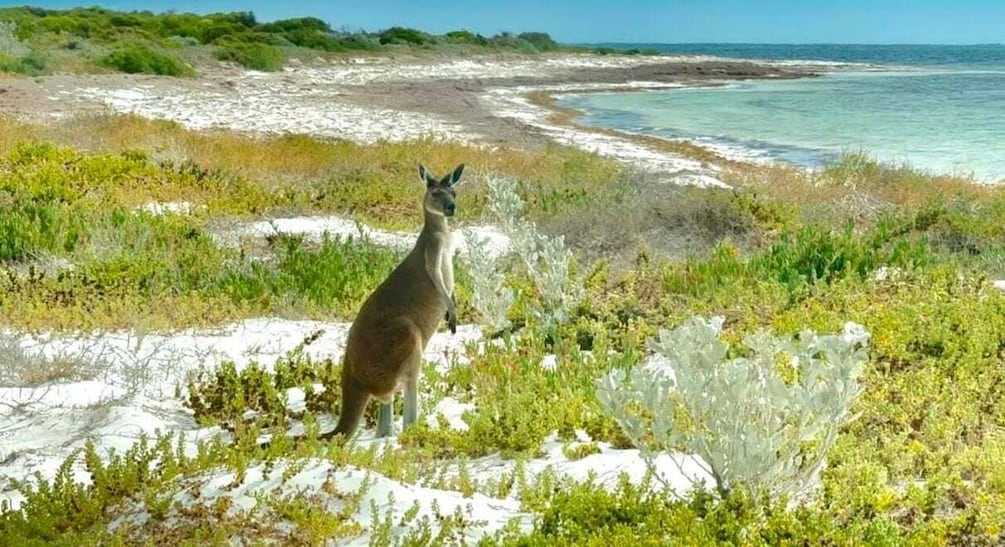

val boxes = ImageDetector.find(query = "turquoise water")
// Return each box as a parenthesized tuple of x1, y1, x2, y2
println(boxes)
(562, 45, 1005, 182)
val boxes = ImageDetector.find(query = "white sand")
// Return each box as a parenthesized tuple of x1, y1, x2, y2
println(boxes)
(0, 315, 718, 542)
(57, 55, 742, 187)
(212, 215, 511, 259)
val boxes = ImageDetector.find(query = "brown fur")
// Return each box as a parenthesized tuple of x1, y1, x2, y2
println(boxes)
(329, 163, 464, 440)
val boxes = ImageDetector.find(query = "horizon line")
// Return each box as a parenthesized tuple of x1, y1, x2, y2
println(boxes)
(578, 41, 1004, 47)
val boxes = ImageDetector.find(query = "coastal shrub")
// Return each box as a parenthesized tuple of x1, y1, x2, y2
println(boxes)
(517, 32, 559, 51)
(280, 29, 341, 51)
(463, 232, 514, 333)
(100, 44, 193, 76)
(212, 31, 286, 46)
(597, 316, 868, 498)
(0, 50, 48, 75)
(0, 21, 28, 57)
(211, 234, 400, 316)
(0, 5, 571, 73)
(213, 41, 284, 71)
(259, 16, 331, 34)
(661, 219, 929, 301)
(544, 178, 782, 267)
(515, 479, 911, 545)
(444, 29, 488, 45)
(487, 32, 539, 53)
(484, 176, 582, 332)
(166, 34, 199, 47)
(0, 199, 85, 261)
(0, 438, 168, 542)
(749, 220, 929, 289)
(378, 26, 433, 46)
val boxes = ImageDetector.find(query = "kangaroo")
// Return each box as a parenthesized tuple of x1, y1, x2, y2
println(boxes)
(328, 163, 464, 440)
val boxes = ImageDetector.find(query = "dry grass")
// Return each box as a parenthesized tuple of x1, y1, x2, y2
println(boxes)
(0, 334, 107, 387)
(0, 114, 623, 230)
(722, 155, 1003, 229)
(542, 170, 778, 269)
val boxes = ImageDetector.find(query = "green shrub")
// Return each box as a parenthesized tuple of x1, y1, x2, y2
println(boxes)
(211, 234, 400, 315)
(516, 479, 907, 545)
(259, 17, 331, 34)
(378, 26, 434, 46)
(100, 44, 194, 76)
(0, 50, 48, 75)
(213, 41, 284, 71)
(0, 199, 84, 262)
(280, 29, 344, 51)
(517, 32, 559, 51)
(444, 29, 488, 45)
(0, 435, 198, 544)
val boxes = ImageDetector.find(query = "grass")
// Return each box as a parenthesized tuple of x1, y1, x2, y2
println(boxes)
(0, 6, 576, 76)
(0, 115, 624, 231)
(0, 116, 624, 330)
(2, 112, 1005, 544)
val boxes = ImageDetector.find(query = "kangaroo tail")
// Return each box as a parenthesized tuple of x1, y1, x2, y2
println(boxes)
(327, 374, 370, 442)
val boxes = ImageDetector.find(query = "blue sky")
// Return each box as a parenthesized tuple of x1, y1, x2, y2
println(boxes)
(8, 0, 1005, 44)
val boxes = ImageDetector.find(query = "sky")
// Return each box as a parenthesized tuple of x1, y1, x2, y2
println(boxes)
(7, 0, 1005, 45)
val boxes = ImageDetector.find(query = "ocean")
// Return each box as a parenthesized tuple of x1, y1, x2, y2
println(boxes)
(560, 44, 1005, 182)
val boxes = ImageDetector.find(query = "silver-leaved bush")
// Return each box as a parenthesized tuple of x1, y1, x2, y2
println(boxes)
(463, 175, 581, 332)
(597, 316, 869, 499)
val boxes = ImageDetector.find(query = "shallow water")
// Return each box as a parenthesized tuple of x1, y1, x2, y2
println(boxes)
(562, 44, 1005, 182)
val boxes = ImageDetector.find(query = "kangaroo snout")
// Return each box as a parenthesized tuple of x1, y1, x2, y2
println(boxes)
(444, 202, 456, 216)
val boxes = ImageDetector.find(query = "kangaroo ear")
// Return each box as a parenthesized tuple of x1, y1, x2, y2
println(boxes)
(442, 163, 465, 186)
(418, 164, 438, 188)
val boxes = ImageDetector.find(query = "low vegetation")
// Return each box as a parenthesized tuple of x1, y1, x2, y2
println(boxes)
(99, 43, 194, 76)
(1, 111, 1004, 545)
(0, 6, 570, 75)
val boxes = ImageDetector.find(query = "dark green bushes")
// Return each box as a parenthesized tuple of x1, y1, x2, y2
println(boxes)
(0, 6, 571, 76)
(259, 16, 330, 34)
(378, 26, 434, 46)
(100, 44, 193, 76)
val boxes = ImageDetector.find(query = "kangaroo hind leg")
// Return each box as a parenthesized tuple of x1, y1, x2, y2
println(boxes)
(376, 396, 394, 438)
(402, 340, 423, 430)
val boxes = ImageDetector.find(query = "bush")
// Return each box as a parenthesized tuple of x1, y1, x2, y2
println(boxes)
(378, 26, 433, 46)
(280, 29, 343, 51)
(488, 32, 537, 53)
(461, 176, 583, 336)
(211, 234, 401, 316)
(259, 17, 331, 34)
(443, 29, 488, 45)
(597, 316, 869, 498)
(517, 31, 559, 51)
(0, 50, 47, 75)
(100, 44, 193, 76)
(213, 41, 284, 71)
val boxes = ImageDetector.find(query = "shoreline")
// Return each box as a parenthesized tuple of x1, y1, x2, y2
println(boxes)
(1, 52, 821, 187)
(538, 64, 1005, 185)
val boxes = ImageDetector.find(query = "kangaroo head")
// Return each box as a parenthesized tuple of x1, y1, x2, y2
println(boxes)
(418, 163, 464, 218)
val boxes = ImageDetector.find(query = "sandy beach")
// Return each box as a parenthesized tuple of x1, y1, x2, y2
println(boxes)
(3, 53, 819, 186)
